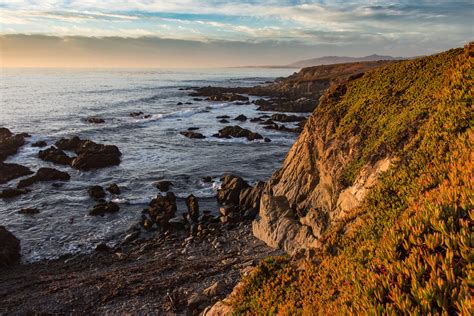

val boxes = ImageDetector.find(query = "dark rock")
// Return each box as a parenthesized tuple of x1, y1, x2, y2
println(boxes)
(270, 113, 306, 122)
(88, 185, 106, 199)
(264, 137, 271, 142)
(0, 162, 34, 184)
(106, 183, 120, 195)
(0, 226, 21, 266)
(214, 126, 263, 141)
(147, 192, 177, 226)
(17, 168, 70, 188)
(0, 188, 30, 199)
(180, 131, 206, 139)
(19, 208, 39, 215)
(0, 128, 26, 161)
(154, 180, 173, 192)
(185, 194, 199, 223)
(31, 140, 47, 147)
(95, 243, 110, 252)
(187, 127, 200, 131)
(250, 117, 262, 122)
(177, 102, 183, 105)
(129, 111, 144, 117)
(88, 201, 120, 216)
(71, 140, 121, 170)
(86, 117, 105, 124)
(216, 115, 230, 119)
(218, 119, 230, 124)
(217, 174, 251, 206)
(38, 146, 73, 165)
(201, 176, 213, 183)
(55, 136, 83, 151)
(193, 98, 203, 101)
(234, 114, 247, 121)
(185, 102, 192, 105)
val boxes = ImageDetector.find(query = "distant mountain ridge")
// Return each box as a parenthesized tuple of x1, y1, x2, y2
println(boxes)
(288, 54, 402, 68)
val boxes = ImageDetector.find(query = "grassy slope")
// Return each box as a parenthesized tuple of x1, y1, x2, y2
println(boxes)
(230, 44, 473, 314)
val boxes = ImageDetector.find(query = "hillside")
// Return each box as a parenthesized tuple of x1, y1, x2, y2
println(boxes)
(289, 54, 400, 68)
(227, 43, 473, 314)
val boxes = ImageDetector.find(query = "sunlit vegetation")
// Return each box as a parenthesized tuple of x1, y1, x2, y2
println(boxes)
(230, 43, 473, 314)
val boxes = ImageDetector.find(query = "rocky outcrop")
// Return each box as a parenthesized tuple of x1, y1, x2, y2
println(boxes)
(146, 192, 177, 226)
(253, 84, 394, 254)
(0, 128, 26, 162)
(106, 183, 120, 195)
(0, 162, 34, 184)
(154, 180, 173, 192)
(213, 126, 263, 141)
(88, 185, 106, 199)
(185, 194, 200, 223)
(17, 168, 70, 188)
(71, 140, 121, 170)
(38, 146, 73, 165)
(0, 188, 30, 199)
(0, 226, 21, 266)
(180, 131, 206, 139)
(88, 201, 120, 216)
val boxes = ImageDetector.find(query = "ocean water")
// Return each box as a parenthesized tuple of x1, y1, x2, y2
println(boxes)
(0, 67, 299, 262)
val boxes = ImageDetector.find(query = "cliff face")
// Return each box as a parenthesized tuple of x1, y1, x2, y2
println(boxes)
(253, 46, 469, 255)
(231, 43, 472, 314)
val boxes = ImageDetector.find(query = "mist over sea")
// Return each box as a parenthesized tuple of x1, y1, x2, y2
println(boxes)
(0, 67, 299, 262)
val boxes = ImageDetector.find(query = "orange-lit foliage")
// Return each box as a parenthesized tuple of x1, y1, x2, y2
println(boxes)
(230, 43, 473, 314)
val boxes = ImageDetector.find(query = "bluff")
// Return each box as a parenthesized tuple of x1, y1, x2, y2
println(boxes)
(229, 43, 473, 314)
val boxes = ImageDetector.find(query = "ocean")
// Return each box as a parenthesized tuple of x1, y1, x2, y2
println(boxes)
(0, 67, 298, 262)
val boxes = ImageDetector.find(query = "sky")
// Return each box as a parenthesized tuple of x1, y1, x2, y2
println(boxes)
(0, 0, 472, 68)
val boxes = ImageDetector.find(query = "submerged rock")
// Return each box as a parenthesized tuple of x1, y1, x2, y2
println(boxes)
(0, 226, 21, 266)
(17, 168, 70, 188)
(88, 185, 106, 199)
(31, 140, 47, 147)
(86, 117, 105, 124)
(19, 208, 40, 215)
(0, 162, 34, 184)
(0, 188, 30, 199)
(180, 131, 206, 139)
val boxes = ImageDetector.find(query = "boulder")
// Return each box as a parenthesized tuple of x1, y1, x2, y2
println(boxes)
(71, 140, 121, 170)
(239, 181, 264, 213)
(187, 127, 200, 131)
(17, 167, 70, 188)
(130, 111, 144, 117)
(31, 140, 47, 147)
(214, 126, 263, 141)
(234, 114, 247, 121)
(38, 146, 73, 165)
(201, 176, 213, 183)
(185, 194, 200, 223)
(19, 208, 39, 215)
(217, 174, 250, 206)
(154, 180, 173, 192)
(203, 280, 227, 297)
(0, 162, 34, 184)
(106, 183, 120, 195)
(88, 185, 106, 199)
(218, 119, 230, 124)
(180, 131, 206, 139)
(252, 194, 319, 255)
(55, 136, 83, 151)
(216, 115, 230, 119)
(147, 192, 177, 226)
(88, 201, 120, 216)
(0, 128, 26, 161)
(0, 188, 30, 199)
(86, 117, 105, 124)
(0, 226, 21, 266)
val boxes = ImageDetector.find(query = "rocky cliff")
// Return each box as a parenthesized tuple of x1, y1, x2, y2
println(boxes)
(228, 43, 472, 314)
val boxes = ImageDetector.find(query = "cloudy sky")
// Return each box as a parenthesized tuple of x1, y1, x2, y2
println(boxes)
(0, 0, 472, 67)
